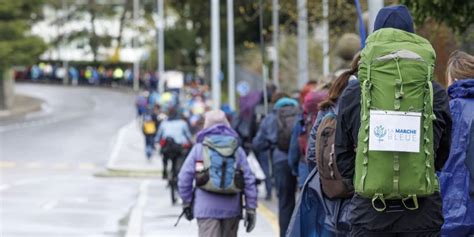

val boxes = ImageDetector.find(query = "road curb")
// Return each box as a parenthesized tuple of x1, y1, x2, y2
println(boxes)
(257, 201, 280, 236)
(0, 94, 43, 121)
(125, 180, 151, 237)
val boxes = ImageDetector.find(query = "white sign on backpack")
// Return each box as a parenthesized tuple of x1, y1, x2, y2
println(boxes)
(369, 110, 421, 153)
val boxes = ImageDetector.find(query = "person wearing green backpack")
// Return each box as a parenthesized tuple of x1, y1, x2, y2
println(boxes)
(334, 5, 452, 236)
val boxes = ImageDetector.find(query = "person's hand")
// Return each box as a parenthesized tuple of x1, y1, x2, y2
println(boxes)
(183, 203, 193, 221)
(244, 208, 256, 232)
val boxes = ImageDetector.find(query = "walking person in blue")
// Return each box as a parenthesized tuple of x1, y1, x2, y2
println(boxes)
(288, 90, 327, 189)
(439, 50, 474, 236)
(287, 54, 360, 237)
(253, 93, 300, 237)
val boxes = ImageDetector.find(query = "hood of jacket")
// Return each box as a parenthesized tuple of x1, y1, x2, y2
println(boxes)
(196, 124, 239, 143)
(374, 5, 414, 33)
(303, 90, 328, 114)
(448, 79, 474, 99)
(273, 97, 299, 110)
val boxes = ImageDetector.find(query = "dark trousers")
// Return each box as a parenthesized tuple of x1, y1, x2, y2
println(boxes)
(351, 225, 440, 237)
(273, 160, 297, 237)
(145, 135, 155, 158)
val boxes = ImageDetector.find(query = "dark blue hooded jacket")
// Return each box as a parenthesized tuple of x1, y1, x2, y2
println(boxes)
(373, 5, 414, 33)
(439, 79, 474, 236)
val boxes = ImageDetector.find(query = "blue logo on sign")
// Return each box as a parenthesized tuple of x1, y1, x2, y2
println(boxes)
(374, 125, 387, 142)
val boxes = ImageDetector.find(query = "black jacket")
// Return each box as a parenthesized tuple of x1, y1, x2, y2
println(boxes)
(335, 80, 452, 232)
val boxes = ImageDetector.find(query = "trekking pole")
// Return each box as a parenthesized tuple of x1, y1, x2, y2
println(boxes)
(174, 210, 185, 227)
(259, 0, 269, 116)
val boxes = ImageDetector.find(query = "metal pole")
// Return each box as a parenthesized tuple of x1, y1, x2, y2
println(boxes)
(133, 0, 140, 91)
(297, 0, 308, 88)
(322, 0, 329, 77)
(211, 0, 221, 110)
(272, 0, 279, 89)
(368, 0, 384, 34)
(62, 0, 69, 85)
(259, 0, 268, 115)
(227, 0, 236, 110)
(157, 0, 165, 93)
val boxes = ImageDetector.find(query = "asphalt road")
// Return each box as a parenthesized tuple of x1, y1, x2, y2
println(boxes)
(0, 84, 141, 237)
(0, 84, 279, 237)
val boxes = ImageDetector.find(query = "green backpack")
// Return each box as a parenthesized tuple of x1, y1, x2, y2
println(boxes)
(355, 28, 438, 212)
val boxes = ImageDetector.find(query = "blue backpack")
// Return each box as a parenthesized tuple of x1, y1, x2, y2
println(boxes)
(195, 135, 245, 194)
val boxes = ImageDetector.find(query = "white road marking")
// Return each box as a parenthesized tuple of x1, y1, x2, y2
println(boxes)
(26, 162, 42, 168)
(0, 161, 16, 168)
(42, 200, 58, 211)
(78, 163, 96, 170)
(125, 180, 151, 237)
(0, 184, 11, 191)
(106, 121, 135, 168)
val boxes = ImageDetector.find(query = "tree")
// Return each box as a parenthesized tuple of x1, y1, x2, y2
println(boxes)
(400, 0, 474, 34)
(0, 0, 47, 110)
(0, 0, 47, 69)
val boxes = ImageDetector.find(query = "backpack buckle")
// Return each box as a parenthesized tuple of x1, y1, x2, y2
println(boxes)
(402, 194, 419, 210)
(372, 193, 386, 212)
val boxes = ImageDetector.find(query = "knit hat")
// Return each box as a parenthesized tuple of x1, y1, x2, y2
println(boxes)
(374, 5, 414, 33)
(203, 110, 230, 129)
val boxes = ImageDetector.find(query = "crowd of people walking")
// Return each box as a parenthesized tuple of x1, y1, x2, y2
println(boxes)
(133, 4, 473, 237)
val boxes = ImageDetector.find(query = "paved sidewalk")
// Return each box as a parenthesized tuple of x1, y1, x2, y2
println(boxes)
(106, 120, 162, 174)
(0, 94, 43, 120)
(107, 120, 279, 236)
(141, 180, 278, 237)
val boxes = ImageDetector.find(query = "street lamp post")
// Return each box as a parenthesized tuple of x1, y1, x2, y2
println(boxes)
(211, 0, 221, 110)
(133, 0, 140, 92)
(322, 0, 329, 77)
(62, 0, 69, 85)
(157, 0, 165, 93)
(272, 0, 279, 89)
(227, 0, 235, 110)
(297, 0, 308, 89)
(368, 0, 384, 33)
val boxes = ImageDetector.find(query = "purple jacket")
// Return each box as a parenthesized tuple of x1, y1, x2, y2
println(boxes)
(178, 124, 258, 219)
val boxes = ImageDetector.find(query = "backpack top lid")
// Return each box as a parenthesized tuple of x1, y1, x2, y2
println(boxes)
(203, 135, 239, 157)
(360, 28, 436, 73)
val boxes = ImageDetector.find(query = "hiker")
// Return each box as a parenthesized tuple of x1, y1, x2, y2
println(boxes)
(135, 91, 149, 117)
(156, 107, 193, 179)
(286, 54, 360, 237)
(253, 93, 300, 237)
(335, 5, 452, 236)
(142, 113, 157, 160)
(439, 50, 474, 236)
(178, 110, 258, 237)
(288, 89, 327, 189)
(232, 91, 261, 155)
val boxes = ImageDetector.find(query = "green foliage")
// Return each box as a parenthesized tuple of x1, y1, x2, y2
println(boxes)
(148, 26, 199, 71)
(0, 0, 47, 69)
(400, 0, 474, 33)
(237, 33, 323, 93)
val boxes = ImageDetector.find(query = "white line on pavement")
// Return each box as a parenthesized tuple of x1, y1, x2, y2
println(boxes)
(42, 200, 59, 211)
(0, 184, 11, 191)
(106, 121, 135, 169)
(126, 180, 151, 237)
